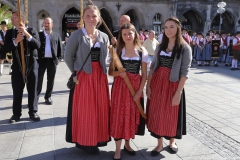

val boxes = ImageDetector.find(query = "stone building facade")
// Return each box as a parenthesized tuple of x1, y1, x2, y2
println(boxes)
(1, 0, 240, 36)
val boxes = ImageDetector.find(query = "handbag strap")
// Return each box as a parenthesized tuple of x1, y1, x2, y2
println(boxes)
(76, 49, 92, 76)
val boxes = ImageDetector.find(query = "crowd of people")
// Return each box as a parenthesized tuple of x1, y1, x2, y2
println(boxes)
(175, 29, 240, 70)
(2, 3, 240, 160)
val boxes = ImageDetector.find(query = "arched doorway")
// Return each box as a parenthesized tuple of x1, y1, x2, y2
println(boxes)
(99, 8, 113, 37)
(125, 9, 140, 31)
(62, 7, 79, 38)
(180, 10, 204, 34)
(211, 11, 235, 33)
(0, 1, 16, 11)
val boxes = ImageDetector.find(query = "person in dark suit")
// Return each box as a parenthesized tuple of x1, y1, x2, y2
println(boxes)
(111, 15, 130, 46)
(4, 12, 41, 123)
(37, 17, 62, 105)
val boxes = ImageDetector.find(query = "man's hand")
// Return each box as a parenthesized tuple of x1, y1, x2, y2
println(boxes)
(14, 31, 24, 44)
(111, 37, 117, 45)
(0, 41, 4, 45)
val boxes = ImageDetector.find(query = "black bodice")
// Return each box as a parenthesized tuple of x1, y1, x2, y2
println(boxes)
(159, 54, 174, 69)
(91, 46, 100, 62)
(118, 52, 142, 74)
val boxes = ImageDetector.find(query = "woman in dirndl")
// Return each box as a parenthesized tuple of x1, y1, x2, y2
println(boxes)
(194, 32, 205, 66)
(146, 17, 192, 157)
(64, 5, 111, 155)
(110, 23, 147, 160)
(203, 33, 212, 66)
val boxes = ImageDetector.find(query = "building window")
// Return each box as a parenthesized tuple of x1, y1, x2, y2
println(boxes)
(37, 10, 50, 31)
(153, 13, 161, 36)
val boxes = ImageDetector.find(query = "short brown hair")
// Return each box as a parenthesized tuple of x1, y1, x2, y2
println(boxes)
(12, 11, 26, 22)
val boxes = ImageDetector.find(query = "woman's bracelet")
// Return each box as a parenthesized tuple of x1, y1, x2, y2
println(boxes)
(176, 90, 182, 94)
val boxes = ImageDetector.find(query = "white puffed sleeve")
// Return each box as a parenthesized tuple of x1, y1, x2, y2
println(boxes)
(141, 47, 149, 63)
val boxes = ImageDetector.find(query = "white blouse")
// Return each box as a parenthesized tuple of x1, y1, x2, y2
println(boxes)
(82, 28, 100, 48)
(121, 47, 148, 63)
(160, 51, 172, 57)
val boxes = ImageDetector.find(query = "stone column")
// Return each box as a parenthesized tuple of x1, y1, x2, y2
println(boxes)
(172, 0, 178, 17)
(204, 0, 213, 34)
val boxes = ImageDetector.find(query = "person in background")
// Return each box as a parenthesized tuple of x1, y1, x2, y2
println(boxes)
(231, 31, 240, 70)
(139, 28, 145, 45)
(111, 15, 131, 46)
(143, 30, 159, 68)
(0, 21, 9, 76)
(61, 33, 69, 62)
(143, 29, 149, 41)
(158, 28, 164, 44)
(37, 17, 63, 105)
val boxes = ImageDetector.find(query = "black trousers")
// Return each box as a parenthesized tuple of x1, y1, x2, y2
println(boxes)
(11, 60, 38, 117)
(37, 58, 56, 99)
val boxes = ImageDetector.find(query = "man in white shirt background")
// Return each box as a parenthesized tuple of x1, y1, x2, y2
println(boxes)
(143, 30, 159, 68)
(37, 17, 63, 105)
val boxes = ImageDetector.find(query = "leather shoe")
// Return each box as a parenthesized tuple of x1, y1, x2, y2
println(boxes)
(169, 143, 178, 153)
(29, 113, 40, 122)
(45, 98, 53, 105)
(113, 157, 121, 160)
(151, 150, 160, 157)
(124, 146, 136, 156)
(9, 115, 20, 123)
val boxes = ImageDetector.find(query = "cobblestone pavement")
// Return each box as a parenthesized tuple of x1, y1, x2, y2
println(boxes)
(187, 114, 240, 160)
(0, 62, 240, 160)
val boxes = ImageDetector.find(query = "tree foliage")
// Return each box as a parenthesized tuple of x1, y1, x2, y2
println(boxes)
(0, 4, 12, 29)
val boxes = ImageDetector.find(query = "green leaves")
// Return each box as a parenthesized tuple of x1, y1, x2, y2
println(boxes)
(0, 4, 13, 29)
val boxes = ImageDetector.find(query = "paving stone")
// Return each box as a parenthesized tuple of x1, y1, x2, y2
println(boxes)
(18, 135, 54, 159)
(0, 131, 24, 159)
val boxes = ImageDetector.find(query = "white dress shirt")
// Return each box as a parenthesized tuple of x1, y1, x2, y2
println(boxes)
(44, 30, 53, 57)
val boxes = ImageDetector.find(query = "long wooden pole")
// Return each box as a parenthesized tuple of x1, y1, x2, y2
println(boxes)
(17, 0, 26, 83)
(24, 0, 28, 24)
(80, 0, 84, 28)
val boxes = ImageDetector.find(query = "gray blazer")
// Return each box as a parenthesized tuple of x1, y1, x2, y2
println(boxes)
(64, 29, 109, 74)
(150, 42, 192, 82)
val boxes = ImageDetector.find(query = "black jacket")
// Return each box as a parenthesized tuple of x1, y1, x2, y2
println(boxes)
(38, 31, 62, 63)
(4, 27, 40, 69)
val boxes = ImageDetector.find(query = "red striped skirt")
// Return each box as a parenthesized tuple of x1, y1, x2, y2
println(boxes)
(72, 62, 110, 146)
(110, 73, 142, 140)
(147, 67, 179, 137)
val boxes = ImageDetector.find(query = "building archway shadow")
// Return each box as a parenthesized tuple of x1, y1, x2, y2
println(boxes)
(0, 90, 70, 101)
(0, 117, 67, 133)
